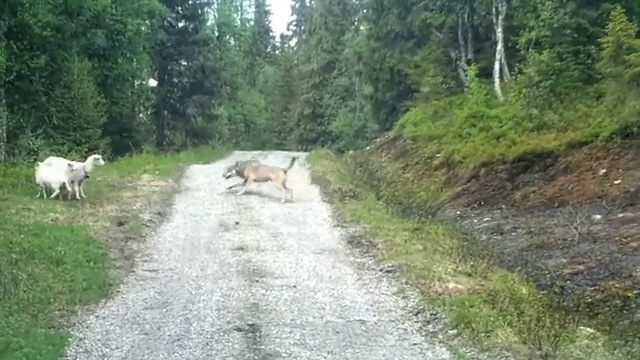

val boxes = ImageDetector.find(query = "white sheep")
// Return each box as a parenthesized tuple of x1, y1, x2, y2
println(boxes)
(35, 161, 86, 199)
(41, 154, 106, 199)
(64, 163, 92, 200)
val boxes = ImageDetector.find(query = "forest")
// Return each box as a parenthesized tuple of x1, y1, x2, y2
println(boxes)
(1, 0, 640, 161)
(2, 0, 640, 358)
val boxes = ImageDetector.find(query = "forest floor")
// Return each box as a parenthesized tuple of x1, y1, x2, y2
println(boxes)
(308, 136, 640, 359)
(0, 148, 228, 359)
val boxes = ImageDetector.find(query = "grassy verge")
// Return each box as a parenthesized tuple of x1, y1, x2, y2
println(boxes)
(308, 148, 637, 360)
(0, 147, 228, 360)
(394, 87, 639, 166)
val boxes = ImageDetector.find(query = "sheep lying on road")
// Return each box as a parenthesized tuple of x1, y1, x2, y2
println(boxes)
(41, 154, 106, 199)
(35, 161, 89, 200)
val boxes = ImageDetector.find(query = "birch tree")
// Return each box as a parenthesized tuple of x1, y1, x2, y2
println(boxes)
(492, 0, 508, 100)
(0, 9, 6, 163)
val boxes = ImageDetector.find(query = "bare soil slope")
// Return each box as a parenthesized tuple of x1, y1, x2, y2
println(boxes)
(357, 135, 640, 335)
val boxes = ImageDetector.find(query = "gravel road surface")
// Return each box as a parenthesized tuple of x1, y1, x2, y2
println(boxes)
(64, 151, 454, 360)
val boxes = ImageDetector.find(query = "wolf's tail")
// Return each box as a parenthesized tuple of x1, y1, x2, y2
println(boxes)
(284, 156, 299, 174)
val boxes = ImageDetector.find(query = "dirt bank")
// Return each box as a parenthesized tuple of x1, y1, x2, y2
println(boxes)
(351, 135, 640, 339)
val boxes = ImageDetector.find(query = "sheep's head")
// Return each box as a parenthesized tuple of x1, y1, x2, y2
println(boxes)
(87, 154, 106, 167)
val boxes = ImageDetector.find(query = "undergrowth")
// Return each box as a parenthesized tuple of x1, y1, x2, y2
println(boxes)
(0, 147, 227, 360)
(394, 70, 640, 166)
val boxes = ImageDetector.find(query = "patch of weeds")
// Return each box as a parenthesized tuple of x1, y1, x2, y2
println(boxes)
(453, 349, 470, 360)
(0, 146, 228, 360)
(394, 86, 640, 166)
(308, 148, 640, 359)
(345, 156, 449, 219)
(102, 146, 229, 179)
(307, 149, 361, 202)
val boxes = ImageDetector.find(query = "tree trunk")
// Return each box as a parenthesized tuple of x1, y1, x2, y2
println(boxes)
(153, 66, 168, 151)
(457, 12, 467, 64)
(492, 0, 505, 101)
(498, 0, 510, 82)
(451, 48, 467, 85)
(456, 12, 468, 86)
(466, 2, 474, 63)
(0, 11, 6, 162)
(501, 57, 511, 82)
(0, 91, 6, 163)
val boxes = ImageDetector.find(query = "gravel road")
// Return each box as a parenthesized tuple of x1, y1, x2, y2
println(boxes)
(63, 151, 455, 360)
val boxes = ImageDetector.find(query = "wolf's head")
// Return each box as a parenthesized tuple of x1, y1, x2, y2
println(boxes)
(222, 159, 259, 179)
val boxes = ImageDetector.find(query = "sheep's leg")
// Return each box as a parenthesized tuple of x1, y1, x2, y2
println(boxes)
(36, 185, 43, 198)
(72, 181, 81, 200)
(79, 180, 87, 198)
(66, 181, 73, 200)
(49, 186, 61, 199)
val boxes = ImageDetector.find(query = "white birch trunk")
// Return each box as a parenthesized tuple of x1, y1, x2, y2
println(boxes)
(498, 0, 510, 82)
(457, 11, 468, 86)
(457, 12, 467, 63)
(492, 0, 504, 101)
(0, 93, 6, 163)
(466, 3, 474, 63)
(0, 27, 5, 162)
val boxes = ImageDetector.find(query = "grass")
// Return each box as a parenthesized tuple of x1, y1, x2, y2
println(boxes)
(394, 90, 640, 165)
(0, 146, 228, 360)
(308, 148, 638, 359)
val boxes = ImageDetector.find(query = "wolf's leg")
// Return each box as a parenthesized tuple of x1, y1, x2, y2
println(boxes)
(237, 177, 253, 195)
(226, 180, 246, 191)
(273, 181, 289, 203)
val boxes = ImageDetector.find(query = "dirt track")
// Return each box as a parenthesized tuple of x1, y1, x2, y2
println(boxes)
(63, 151, 470, 360)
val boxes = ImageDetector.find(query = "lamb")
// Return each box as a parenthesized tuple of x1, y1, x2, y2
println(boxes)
(63, 163, 92, 200)
(35, 161, 87, 199)
(41, 154, 106, 199)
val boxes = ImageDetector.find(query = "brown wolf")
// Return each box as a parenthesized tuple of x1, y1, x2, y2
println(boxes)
(223, 157, 298, 203)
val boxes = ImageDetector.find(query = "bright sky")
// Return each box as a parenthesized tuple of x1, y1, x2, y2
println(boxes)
(267, 0, 294, 36)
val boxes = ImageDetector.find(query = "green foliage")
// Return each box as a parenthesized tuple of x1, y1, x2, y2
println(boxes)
(0, 221, 109, 360)
(0, 0, 291, 160)
(49, 55, 108, 156)
(394, 5, 640, 164)
(101, 146, 230, 179)
(597, 5, 640, 91)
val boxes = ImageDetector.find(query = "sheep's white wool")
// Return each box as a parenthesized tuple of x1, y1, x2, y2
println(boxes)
(35, 161, 80, 199)
(43, 154, 105, 173)
(40, 154, 106, 199)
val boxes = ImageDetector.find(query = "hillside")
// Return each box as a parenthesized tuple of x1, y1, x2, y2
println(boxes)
(362, 133, 639, 316)
(310, 137, 640, 358)
(307, 4, 640, 357)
